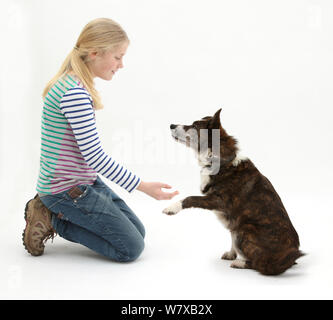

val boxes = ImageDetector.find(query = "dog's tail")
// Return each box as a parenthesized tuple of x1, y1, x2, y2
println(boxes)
(250, 247, 305, 276)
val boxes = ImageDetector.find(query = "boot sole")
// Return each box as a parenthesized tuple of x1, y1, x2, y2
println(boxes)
(22, 196, 43, 256)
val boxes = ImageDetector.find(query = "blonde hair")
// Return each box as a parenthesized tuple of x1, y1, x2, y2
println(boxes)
(42, 18, 129, 110)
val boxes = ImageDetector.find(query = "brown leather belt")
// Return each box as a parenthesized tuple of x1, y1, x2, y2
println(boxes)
(67, 186, 84, 199)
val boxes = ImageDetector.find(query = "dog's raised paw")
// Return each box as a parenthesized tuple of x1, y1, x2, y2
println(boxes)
(162, 201, 183, 215)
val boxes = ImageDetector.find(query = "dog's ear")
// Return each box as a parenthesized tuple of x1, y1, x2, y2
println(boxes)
(211, 108, 222, 126)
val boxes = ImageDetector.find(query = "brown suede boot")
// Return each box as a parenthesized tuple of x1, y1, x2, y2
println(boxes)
(22, 194, 56, 256)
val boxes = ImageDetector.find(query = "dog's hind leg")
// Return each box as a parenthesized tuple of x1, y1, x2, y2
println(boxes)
(228, 231, 252, 269)
(230, 258, 251, 269)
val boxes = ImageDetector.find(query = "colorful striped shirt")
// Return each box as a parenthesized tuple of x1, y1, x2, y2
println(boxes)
(36, 73, 141, 195)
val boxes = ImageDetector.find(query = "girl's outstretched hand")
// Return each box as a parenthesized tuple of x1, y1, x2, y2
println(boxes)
(137, 181, 179, 200)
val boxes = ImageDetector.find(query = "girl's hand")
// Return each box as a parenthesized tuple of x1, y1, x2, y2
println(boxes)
(137, 181, 179, 200)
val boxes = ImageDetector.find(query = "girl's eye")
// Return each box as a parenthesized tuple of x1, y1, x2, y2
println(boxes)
(115, 57, 121, 60)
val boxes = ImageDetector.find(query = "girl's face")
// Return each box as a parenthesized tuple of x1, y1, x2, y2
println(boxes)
(87, 41, 128, 80)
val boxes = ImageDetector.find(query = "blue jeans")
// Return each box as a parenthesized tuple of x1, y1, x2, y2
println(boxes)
(39, 176, 145, 262)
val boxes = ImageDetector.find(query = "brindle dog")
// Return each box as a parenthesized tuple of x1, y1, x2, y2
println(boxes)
(163, 109, 303, 275)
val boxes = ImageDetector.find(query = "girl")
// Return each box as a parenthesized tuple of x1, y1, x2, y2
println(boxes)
(22, 18, 179, 261)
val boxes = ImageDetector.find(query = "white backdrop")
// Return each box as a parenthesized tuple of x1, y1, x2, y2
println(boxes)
(1, 0, 333, 299)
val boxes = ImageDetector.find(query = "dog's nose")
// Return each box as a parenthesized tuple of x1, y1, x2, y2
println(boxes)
(170, 124, 177, 129)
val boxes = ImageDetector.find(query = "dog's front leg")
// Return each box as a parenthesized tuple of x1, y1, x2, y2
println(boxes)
(163, 195, 220, 215)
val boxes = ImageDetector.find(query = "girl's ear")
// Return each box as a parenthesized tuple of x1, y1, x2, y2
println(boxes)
(88, 51, 98, 61)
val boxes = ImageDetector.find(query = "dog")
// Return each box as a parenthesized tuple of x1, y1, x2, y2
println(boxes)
(163, 108, 303, 275)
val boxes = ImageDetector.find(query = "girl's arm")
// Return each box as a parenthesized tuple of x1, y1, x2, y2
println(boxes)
(60, 86, 179, 200)
(60, 86, 140, 193)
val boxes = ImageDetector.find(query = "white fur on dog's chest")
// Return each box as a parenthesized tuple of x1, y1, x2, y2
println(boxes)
(200, 167, 212, 193)
(213, 210, 230, 229)
(200, 168, 230, 228)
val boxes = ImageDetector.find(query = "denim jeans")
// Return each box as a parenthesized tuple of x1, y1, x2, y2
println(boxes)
(39, 176, 145, 262)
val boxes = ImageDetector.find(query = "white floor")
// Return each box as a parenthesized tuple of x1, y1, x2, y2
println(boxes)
(1, 191, 332, 300)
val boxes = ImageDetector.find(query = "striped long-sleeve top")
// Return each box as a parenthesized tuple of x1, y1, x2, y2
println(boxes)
(36, 73, 141, 195)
